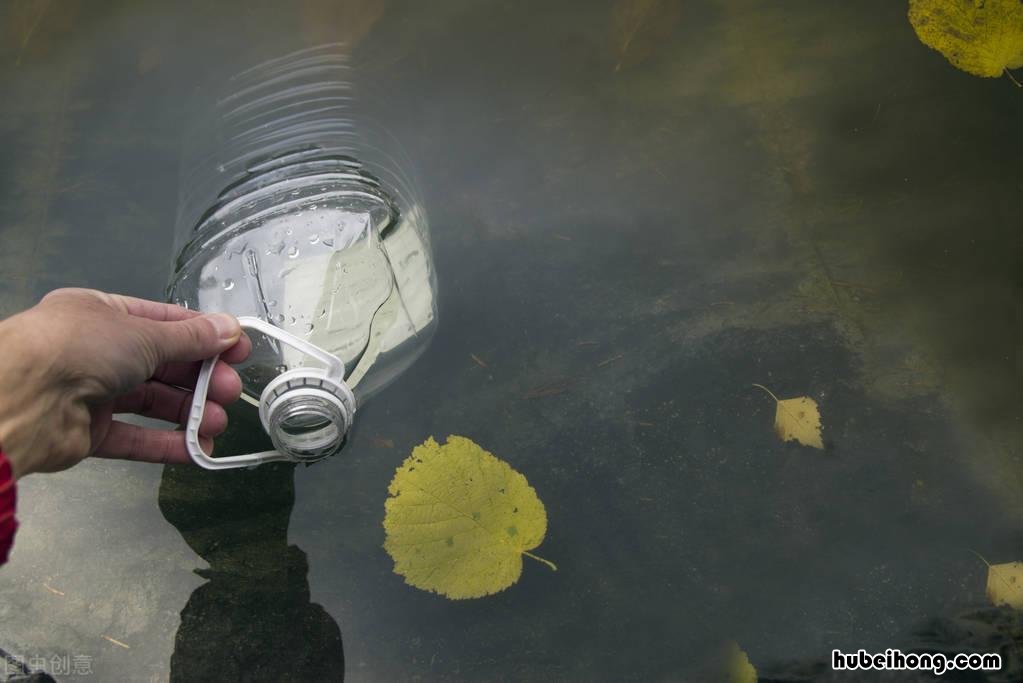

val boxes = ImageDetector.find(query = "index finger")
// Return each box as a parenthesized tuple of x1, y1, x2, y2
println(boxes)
(108, 294, 202, 322)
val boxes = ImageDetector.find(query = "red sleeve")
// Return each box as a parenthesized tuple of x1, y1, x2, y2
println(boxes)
(0, 450, 17, 566)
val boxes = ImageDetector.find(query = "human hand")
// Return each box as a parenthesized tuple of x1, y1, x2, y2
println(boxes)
(0, 288, 251, 478)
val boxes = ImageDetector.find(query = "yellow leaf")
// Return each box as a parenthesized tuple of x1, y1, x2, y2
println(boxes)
(725, 642, 758, 683)
(908, 0, 1023, 79)
(986, 561, 1023, 608)
(383, 435, 556, 599)
(753, 384, 824, 450)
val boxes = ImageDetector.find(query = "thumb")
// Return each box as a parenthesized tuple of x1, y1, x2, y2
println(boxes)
(141, 313, 242, 364)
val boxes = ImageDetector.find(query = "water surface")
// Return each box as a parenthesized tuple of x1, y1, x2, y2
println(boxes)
(0, 1, 1020, 680)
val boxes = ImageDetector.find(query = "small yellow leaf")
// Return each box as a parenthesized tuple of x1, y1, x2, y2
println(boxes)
(725, 642, 758, 683)
(753, 384, 824, 450)
(909, 0, 1023, 79)
(383, 435, 556, 600)
(986, 561, 1023, 609)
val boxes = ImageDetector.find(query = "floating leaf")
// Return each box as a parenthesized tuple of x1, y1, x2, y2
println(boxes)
(987, 562, 1023, 608)
(611, 0, 681, 72)
(753, 384, 824, 449)
(908, 0, 1023, 80)
(725, 642, 758, 683)
(383, 435, 556, 599)
(973, 552, 1023, 609)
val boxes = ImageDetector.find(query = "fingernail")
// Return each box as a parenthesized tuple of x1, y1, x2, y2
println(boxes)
(208, 313, 240, 342)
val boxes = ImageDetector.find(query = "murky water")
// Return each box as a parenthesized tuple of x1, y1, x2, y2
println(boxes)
(0, 1, 1020, 681)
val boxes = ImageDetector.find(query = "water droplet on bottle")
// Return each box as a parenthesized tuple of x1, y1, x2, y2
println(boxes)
(303, 323, 314, 333)
(309, 233, 319, 244)
(222, 279, 235, 291)
(276, 364, 288, 374)
(285, 228, 293, 236)
(267, 241, 285, 255)
(289, 316, 296, 325)
(319, 308, 327, 318)
(322, 237, 334, 248)
(267, 299, 278, 308)
(273, 313, 285, 324)
(287, 245, 300, 258)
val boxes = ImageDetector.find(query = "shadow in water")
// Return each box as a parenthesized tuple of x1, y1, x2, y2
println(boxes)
(157, 410, 344, 682)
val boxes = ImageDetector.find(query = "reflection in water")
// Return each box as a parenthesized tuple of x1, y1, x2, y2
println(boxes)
(157, 414, 343, 682)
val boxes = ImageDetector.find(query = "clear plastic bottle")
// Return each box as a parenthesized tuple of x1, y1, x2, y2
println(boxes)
(167, 45, 437, 468)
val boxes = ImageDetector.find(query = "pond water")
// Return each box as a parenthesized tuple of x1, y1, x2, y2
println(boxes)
(0, 1, 1021, 681)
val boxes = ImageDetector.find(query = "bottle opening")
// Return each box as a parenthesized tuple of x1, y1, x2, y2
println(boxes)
(266, 391, 347, 462)
(280, 412, 331, 435)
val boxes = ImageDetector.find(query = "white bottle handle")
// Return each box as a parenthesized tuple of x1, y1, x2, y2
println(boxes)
(185, 315, 346, 470)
